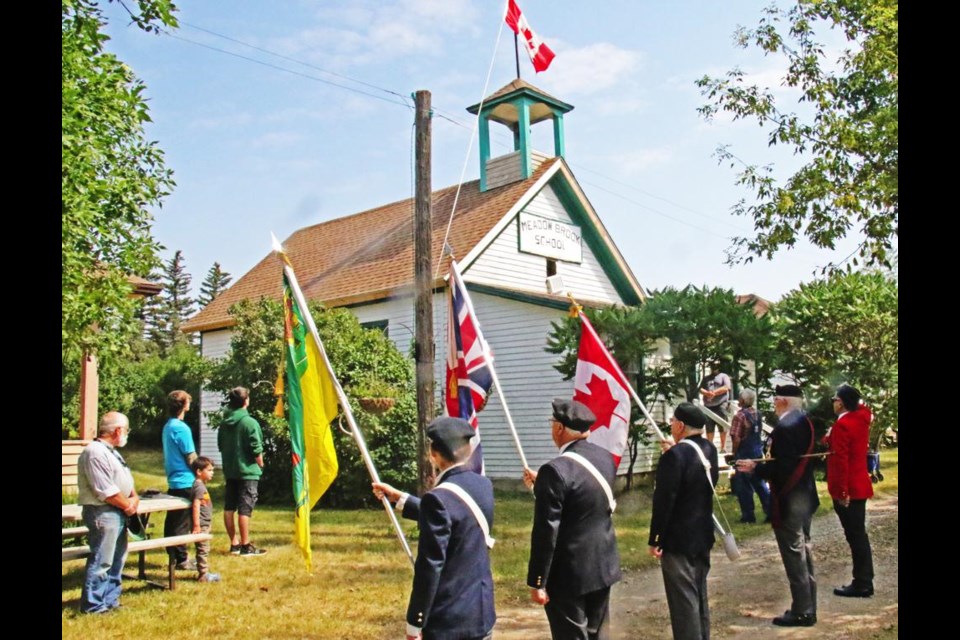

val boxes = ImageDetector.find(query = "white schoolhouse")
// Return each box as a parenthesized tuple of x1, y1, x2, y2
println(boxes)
(183, 80, 662, 478)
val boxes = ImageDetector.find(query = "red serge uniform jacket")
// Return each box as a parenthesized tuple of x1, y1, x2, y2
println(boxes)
(823, 404, 874, 501)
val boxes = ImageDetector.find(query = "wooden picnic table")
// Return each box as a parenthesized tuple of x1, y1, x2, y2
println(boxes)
(62, 495, 191, 521)
(62, 496, 210, 590)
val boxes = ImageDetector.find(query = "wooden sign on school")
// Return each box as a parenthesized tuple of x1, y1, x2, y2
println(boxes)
(518, 212, 582, 263)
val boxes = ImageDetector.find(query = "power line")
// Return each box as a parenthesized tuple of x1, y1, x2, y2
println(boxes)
(578, 180, 735, 240)
(180, 21, 412, 107)
(151, 21, 836, 266)
(160, 30, 411, 109)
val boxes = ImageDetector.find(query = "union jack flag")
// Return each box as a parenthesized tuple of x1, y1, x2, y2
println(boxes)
(445, 259, 494, 473)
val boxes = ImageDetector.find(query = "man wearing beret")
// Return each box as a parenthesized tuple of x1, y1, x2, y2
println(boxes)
(373, 417, 496, 640)
(737, 384, 819, 627)
(824, 383, 875, 598)
(648, 402, 718, 640)
(523, 399, 621, 640)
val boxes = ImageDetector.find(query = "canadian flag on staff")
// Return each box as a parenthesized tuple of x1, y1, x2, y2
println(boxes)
(573, 312, 631, 467)
(505, 0, 556, 73)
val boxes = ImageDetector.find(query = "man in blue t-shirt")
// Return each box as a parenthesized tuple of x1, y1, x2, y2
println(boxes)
(162, 390, 198, 570)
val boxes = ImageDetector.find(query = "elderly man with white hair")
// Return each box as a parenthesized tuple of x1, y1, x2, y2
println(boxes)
(76, 411, 139, 613)
(737, 384, 819, 628)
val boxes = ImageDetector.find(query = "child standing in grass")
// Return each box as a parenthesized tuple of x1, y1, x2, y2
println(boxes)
(191, 457, 221, 583)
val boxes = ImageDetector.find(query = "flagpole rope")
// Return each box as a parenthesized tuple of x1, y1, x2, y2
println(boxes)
(162, 18, 837, 265)
(435, 9, 507, 279)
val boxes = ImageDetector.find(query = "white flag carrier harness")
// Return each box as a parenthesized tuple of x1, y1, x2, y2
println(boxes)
(434, 483, 495, 549)
(562, 451, 617, 513)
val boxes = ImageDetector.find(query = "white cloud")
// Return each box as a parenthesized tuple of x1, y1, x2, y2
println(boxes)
(543, 42, 643, 96)
(739, 68, 803, 101)
(278, 0, 480, 67)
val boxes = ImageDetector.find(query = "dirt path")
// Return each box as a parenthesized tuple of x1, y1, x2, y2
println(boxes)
(495, 494, 898, 639)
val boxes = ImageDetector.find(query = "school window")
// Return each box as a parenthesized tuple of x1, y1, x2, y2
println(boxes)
(546, 258, 557, 277)
(360, 319, 389, 338)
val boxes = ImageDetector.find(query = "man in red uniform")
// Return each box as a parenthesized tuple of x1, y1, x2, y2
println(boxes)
(823, 383, 874, 597)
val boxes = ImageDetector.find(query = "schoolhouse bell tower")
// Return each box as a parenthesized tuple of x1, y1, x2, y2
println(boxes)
(467, 79, 574, 192)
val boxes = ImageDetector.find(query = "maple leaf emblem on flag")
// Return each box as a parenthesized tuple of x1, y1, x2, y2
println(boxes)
(574, 374, 628, 432)
(574, 313, 632, 466)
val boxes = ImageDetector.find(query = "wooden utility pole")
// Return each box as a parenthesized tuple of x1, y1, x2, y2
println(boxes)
(78, 351, 99, 440)
(414, 89, 434, 495)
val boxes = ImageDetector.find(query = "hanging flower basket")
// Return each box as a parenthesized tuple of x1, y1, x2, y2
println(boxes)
(358, 397, 396, 414)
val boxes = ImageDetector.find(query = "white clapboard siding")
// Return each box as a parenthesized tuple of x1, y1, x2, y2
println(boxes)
(353, 290, 661, 478)
(349, 292, 447, 386)
(447, 292, 570, 477)
(486, 149, 551, 190)
(197, 290, 660, 479)
(467, 184, 624, 305)
(199, 329, 232, 466)
(352, 291, 568, 478)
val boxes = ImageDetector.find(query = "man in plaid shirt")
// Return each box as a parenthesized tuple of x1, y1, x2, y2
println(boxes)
(729, 389, 771, 523)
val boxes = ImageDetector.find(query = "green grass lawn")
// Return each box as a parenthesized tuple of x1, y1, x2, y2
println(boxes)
(62, 447, 899, 639)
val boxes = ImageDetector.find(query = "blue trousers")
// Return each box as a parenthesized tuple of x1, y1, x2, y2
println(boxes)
(80, 505, 128, 613)
(732, 472, 771, 522)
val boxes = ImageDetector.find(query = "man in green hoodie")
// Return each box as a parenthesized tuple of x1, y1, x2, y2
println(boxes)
(217, 387, 267, 556)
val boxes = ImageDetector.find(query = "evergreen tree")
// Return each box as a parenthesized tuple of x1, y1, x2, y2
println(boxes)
(199, 262, 233, 307)
(147, 250, 197, 353)
(140, 265, 168, 348)
(165, 250, 196, 347)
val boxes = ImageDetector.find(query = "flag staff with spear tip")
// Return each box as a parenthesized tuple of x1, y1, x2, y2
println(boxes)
(271, 233, 414, 567)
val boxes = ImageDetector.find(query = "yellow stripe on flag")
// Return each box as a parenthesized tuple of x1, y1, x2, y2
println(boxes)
(302, 332, 339, 507)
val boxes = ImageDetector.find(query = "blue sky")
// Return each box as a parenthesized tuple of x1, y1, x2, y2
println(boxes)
(99, 0, 864, 302)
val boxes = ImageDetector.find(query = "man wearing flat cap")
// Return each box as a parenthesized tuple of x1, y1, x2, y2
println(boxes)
(524, 398, 621, 640)
(737, 384, 820, 627)
(648, 402, 718, 640)
(373, 417, 496, 640)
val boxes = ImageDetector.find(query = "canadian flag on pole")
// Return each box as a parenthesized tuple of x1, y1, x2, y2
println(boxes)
(573, 312, 631, 467)
(504, 0, 556, 73)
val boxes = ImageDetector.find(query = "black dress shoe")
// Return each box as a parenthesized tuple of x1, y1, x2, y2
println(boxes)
(773, 610, 817, 627)
(834, 584, 874, 598)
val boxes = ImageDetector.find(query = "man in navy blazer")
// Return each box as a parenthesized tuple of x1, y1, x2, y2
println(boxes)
(648, 402, 719, 640)
(738, 384, 820, 628)
(523, 399, 622, 640)
(374, 417, 496, 640)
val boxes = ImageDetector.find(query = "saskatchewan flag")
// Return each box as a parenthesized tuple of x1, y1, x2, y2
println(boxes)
(281, 271, 339, 570)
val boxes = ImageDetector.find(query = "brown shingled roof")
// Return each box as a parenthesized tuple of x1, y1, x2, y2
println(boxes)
(470, 78, 570, 110)
(736, 293, 772, 317)
(183, 159, 561, 333)
(126, 273, 162, 297)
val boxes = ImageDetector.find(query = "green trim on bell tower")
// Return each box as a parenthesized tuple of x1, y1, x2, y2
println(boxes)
(468, 79, 574, 192)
